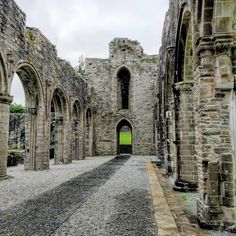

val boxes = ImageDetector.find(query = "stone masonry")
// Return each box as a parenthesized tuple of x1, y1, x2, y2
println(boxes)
(0, 0, 88, 176)
(157, 0, 236, 231)
(2, 0, 236, 233)
(8, 113, 25, 149)
(85, 38, 158, 156)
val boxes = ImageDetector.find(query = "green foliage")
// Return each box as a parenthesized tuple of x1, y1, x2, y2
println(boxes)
(10, 103, 26, 113)
(24, 29, 36, 48)
(120, 132, 132, 145)
(75, 55, 86, 78)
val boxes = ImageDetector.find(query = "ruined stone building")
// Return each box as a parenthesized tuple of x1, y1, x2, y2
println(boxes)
(85, 38, 158, 156)
(1, 0, 236, 233)
(0, 0, 89, 176)
(157, 0, 236, 231)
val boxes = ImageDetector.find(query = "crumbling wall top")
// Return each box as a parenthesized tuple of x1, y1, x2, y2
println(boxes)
(109, 38, 144, 59)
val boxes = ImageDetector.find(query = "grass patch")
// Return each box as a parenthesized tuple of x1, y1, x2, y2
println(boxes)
(120, 132, 132, 145)
(8, 148, 24, 154)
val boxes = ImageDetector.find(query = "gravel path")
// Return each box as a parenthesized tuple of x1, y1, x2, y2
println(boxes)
(0, 155, 157, 236)
(0, 156, 114, 211)
(54, 155, 157, 236)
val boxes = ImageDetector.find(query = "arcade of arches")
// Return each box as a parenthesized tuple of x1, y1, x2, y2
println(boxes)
(1, 0, 236, 232)
(158, 0, 236, 231)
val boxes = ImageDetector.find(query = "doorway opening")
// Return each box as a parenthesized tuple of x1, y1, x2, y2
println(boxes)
(117, 119, 132, 154)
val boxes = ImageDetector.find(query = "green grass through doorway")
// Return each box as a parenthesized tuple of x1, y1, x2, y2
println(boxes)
(120, 132, 132, 145)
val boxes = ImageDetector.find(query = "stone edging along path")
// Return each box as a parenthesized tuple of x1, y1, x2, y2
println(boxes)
(147, 161, 209, 236)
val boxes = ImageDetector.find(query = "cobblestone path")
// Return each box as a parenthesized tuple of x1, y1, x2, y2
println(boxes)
(0, 155, 157, 236)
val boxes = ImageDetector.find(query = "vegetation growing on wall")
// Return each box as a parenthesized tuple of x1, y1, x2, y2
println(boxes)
(75, 55, 86, 78)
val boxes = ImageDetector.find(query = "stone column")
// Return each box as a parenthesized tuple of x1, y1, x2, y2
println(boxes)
(195, 42, 224, 228)
(55, 116, 64, 164)
(24, 108, 37, 170)
(72, 119, 80, 160)
(0, 94, 13, 177)
(173, 81, 197, 191)
(63, 118, 72, 164)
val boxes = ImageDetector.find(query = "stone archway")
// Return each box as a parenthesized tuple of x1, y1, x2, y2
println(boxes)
(116, 119, 132, 154)
(173, 9, 197, 191)
(50, 87, 69, 164)
(72, 100, 84, 160)
(10, 62, 45, 171)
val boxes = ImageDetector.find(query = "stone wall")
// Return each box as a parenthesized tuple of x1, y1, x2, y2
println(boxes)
(8, 113, 25, 149)
(85, 38, 158, 155)
(157, 0, 236, 231)
(0, 0, 88, 175)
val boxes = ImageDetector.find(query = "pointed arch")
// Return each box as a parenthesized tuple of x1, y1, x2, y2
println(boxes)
(116, 67, 131, 110)
(175, 9, 192, 83)
(50, 86, 70, 164)
(9, 61, 45, 171)
(11, 61, 44, 108)
(116, 119, 133, 154)
(71, 99, 84, 160)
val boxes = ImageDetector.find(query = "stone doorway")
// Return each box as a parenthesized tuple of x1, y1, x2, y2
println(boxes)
(116, 119, 132, 154)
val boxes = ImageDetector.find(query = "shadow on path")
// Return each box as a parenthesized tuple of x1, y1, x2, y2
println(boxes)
(0, 155, 130, 236)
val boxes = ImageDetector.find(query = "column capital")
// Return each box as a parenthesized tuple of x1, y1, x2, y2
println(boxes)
(0, 94, 13, 104)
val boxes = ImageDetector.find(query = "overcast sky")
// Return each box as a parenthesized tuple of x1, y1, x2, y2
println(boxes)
(12, 0, 169, 104)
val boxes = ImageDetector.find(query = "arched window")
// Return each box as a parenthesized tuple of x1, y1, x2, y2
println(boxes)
(117, 68, 130, 110)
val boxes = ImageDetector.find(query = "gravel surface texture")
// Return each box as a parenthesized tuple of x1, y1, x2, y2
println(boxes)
(0, 157, 114, 211)
(0, 155, 157, 236)
(54, 155, 157, 236)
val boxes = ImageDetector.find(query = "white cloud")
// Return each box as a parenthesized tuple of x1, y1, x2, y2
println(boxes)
(12, 0, 169, 104)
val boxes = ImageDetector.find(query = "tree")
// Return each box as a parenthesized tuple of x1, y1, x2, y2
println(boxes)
(75, 55, 86, 78)
(10, 103, 26, 113)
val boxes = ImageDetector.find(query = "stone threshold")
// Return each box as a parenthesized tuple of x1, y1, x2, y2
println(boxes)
(147, 161, 208, 236)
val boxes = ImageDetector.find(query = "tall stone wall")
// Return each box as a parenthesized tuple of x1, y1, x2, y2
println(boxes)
(0, 0, 88, 175)
(158, 0, 236, 231)
(85, 38, 158, 155)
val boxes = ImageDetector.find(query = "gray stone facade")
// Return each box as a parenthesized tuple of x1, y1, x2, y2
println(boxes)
(85, 38, 158, 156)
(0, 0, 88, 176)
(2, 0, 236, 232)
(157, 0, 236, 231)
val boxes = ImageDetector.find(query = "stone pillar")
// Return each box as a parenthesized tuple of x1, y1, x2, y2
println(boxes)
(173, 81, 197, 191)
(63, 118, 72, 164)
(195, 42, 224, 229)
(0, 94, 13, 177)
(55, 116, 64, 164)
(72, 119, 80, 160)
(80, 112, 86, 159)
(24, 108, 37, 170)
